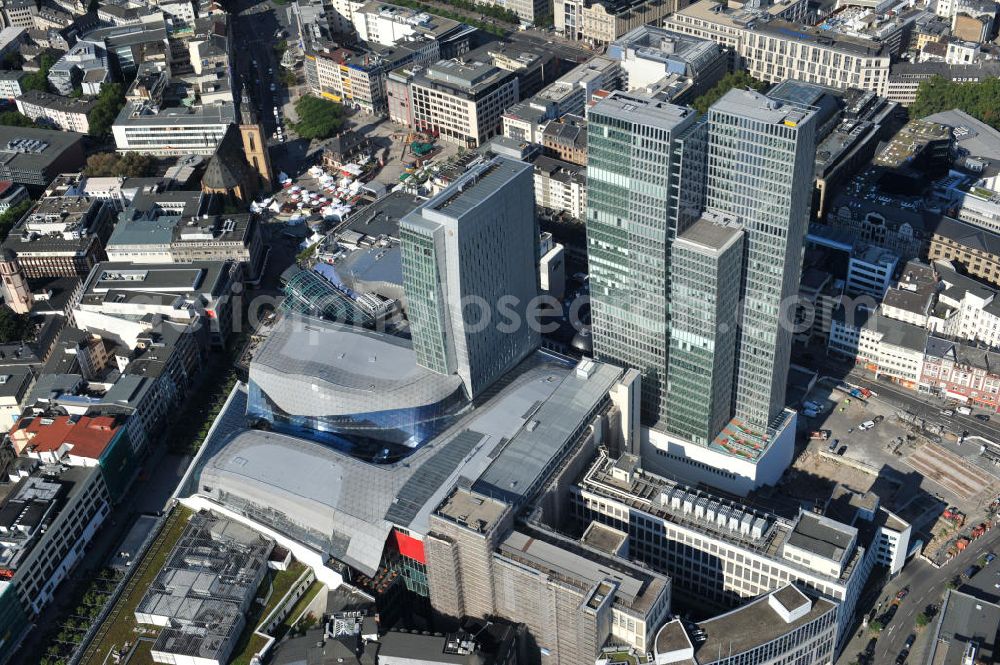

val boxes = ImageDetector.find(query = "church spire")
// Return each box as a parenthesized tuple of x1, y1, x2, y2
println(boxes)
(240, 84, 257, 126)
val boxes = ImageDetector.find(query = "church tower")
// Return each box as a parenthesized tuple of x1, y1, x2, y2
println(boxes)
(238, 86, 274, 193)
(0, 250, 32, 314)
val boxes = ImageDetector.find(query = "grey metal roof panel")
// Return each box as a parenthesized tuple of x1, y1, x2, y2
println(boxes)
(248, 314, 465, 416)
(472, 360, 620, 504)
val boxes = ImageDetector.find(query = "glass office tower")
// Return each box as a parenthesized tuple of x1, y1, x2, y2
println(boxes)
(705, 89, 817, 433)
(586, 93, 698, 427)
(665, 213, 744, 445)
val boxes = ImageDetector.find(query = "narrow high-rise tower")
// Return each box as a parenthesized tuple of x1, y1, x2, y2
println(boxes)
(704, 89, 817, 433)
(400, 156, 540, 399)
(665, 212, 743, 446)
(238, 86, 274, 192)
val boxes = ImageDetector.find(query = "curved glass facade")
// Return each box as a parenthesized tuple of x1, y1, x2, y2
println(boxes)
(246, 379, 470, 463)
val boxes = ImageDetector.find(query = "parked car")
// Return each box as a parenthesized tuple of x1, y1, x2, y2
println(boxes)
(896, 649, 909, 665)
(976, 414, 991, 422)
(837, 445, 848, 456)
(941, 408, 955, 416)
(828, 439, 839, 452)
(964, 564, 980, 579)
(859, 420, 876, 431)
(986, 552, 996, 565)
(896, 587, 909, 601)
(957, 405, 973, 415)
(904, 634, 915, 649)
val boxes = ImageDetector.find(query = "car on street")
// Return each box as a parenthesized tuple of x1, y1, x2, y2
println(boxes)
(896, 587, 909, 601)
(904, 634, 915, 649)
(986, 552, 996, 565)
(883, 604, 898, 624)
(863, 638, 877, 658)
(941, 408, 955, 416)
(965, 564, 980, 579)
(976, 414, 991, 422)
(837, 445, 848, 456)
(896, 649, 909, 665)
(828, 439, 839, 452)
(859, 420, 876, 431)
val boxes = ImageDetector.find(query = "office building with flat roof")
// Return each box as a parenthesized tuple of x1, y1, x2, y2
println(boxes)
(2, 194, 114, 279)
(112, 100, 235, 156)
(665, 213, 743, 446)
(425, 487, 671, 663)
(664, 0, 887, 93)
(586, 92, 701, 430)
(573, 452, 875, 654)
(653, 585, 838, 665)
(352, 1, 475, 57)
(0, 126, 85, 190)
(608, 25, 727, 103)
(0, 462, 111, 636)
(705, 89, 817, 435)
(401, 156, 539, 399)
(408, 59, 518, 148)
(74, 260, 240, 348)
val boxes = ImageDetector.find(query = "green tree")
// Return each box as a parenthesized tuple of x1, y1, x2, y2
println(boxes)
(692, 71, 768, 115)
(87, 82, 126, 137)
(84, 151, 155, 177)
(0, 313, 31, 346)
(291, 95, 345, 140)
(910, 75, 1000, 130)
(21, 54, 56, 92)
(0, 199, 31, 243)
(868, 619, 884, 633)
(534, 12, 553, 27)
(916, 612, 930, 628)
(0, 111, 38, 128)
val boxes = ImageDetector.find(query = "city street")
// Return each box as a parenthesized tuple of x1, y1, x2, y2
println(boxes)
(837, 528, 1000, 665)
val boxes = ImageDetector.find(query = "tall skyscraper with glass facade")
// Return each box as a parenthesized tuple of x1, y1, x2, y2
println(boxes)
(704, 89, 818, 433)
(665, 212, 744, 445)
(586, 88, 817, 494)
(400, 156, 540, 399)
(586, 93, 700, 427)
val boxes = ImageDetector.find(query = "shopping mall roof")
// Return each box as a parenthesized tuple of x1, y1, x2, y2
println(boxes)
(249, 313, 464, 416)
(196, 345, 622, 576)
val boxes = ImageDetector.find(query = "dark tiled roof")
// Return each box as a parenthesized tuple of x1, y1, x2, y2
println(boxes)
(201, 126, 253, 191)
